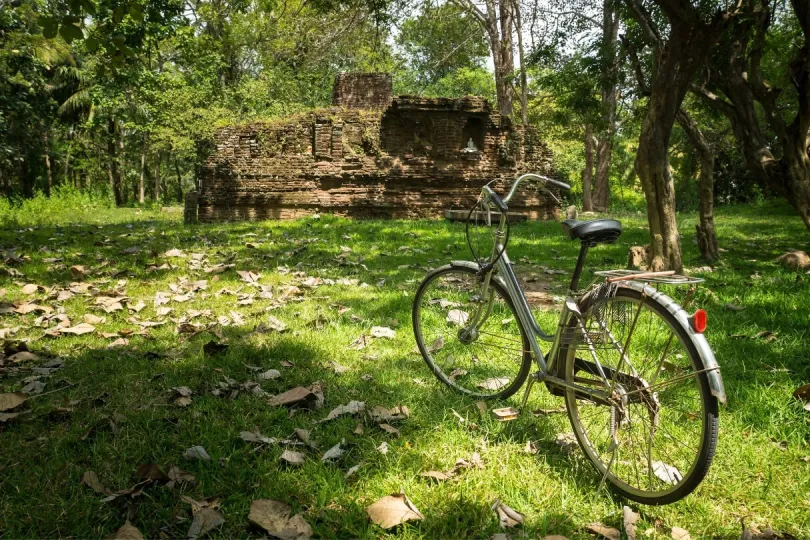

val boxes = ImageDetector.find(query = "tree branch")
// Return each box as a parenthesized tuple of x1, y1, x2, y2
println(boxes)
(624, 0, 660, 48)
(448, 0, 488, 27)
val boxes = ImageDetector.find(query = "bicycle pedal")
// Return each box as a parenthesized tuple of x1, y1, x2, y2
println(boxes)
(492, 407, 520, 422)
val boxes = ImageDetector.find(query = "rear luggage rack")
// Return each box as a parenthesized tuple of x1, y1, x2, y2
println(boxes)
(593, 269, 704, 286)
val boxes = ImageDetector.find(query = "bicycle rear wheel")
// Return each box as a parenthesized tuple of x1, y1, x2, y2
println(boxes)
(563, 285, 719, 504)
(412, 265, 532, 399)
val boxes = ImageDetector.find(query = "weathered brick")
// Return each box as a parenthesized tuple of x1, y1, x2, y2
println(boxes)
(196, 75, 561, 222)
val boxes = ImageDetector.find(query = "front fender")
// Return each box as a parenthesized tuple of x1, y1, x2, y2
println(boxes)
(620, 281, 727, 405)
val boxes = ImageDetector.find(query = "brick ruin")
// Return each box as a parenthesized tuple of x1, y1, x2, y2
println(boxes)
(190, 73, 560, 223)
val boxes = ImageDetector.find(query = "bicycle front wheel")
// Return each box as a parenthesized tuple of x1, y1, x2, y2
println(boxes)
(412, 264, 532, 399)
(564, 285, 719, 504)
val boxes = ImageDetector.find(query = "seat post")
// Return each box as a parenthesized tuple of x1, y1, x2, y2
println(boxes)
(569, 242, 591, 292)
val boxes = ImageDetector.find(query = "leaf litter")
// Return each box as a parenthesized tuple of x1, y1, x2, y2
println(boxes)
(248, 499, 312, 540)
(367, 493, 424, 529)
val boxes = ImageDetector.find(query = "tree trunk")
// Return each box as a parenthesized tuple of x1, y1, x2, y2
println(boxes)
(452, 0, 514, 118)
(139, 152, 146, 204)
(582, 124, 595, 211)
(632, 6, 726, 273)
(64, 139, 71, 185)
(154, 154, 161, 203)
(119, 124, 127, 204)
(593, 0, 620, 212)
(498, 0, 514, 119)
(785, 142, 810, 232)
(107, 118, 123, 206)
(43, 132, 52, 196)
(676, 109, 719, 261)
(691, 0, 810, 234)
(512, 0, 528, 125)
(174, 156, 183, 203)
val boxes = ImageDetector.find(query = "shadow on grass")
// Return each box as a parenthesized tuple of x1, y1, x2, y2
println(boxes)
(2, 209, 809, 536)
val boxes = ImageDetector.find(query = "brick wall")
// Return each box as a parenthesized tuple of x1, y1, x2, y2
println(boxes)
(198, 95, 561, 222)
(332, 73, 393, 110)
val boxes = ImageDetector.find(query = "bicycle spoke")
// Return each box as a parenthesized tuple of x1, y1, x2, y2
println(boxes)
(565, 289, 714, 502)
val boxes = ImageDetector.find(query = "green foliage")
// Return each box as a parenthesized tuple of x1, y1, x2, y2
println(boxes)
(0, 183, 114, 226)
(396, 3, 488, 87)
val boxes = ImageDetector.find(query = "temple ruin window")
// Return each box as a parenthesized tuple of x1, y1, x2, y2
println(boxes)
(461, 116, 485, 153)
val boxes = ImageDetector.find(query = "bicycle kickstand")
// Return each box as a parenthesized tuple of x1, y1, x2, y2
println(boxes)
(519, 372, 542, 414)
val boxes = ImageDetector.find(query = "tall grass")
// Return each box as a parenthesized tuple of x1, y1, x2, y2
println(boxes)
(0, 185, 167, 227)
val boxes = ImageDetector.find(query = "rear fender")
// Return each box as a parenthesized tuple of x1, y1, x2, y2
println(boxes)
(620, 281, 727, 405)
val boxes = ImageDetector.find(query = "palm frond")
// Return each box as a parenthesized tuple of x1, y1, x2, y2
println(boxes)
(58, 89, 93, 118)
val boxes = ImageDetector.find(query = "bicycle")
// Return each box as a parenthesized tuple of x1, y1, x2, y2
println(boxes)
(412, 173, 726, 505)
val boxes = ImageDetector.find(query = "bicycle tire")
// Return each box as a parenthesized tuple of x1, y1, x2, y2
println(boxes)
(563, 285, 719, 504)
(412, 264, 533, 400)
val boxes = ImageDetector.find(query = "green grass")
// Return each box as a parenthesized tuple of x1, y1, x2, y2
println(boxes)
(0, 200, 808, 538)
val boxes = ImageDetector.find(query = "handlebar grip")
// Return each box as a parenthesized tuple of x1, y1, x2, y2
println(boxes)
(488, 191, 508, 213)
(545, 178, 571, 191)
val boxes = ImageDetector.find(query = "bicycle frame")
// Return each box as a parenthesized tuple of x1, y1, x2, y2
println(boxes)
(462, 183, 613, 406)
(458, 177, 727, 407)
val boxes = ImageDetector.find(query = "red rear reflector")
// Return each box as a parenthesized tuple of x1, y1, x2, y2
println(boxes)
(692, 309, 707, 333)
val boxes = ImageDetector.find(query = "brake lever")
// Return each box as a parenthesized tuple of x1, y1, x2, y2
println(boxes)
(538, 185, 562, 206)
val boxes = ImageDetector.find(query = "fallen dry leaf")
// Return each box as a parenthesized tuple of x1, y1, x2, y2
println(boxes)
(8, 351, 38, 363)
(237, 270, 260, 284)
(59, 323, 96, 335)
(167, 465, 196, 486)
(137, 463, 170, 483)
(477, 377, 509, 391)
(322, 400, 365, 422)
(183, 446, 211, 461)
(21, 284, 38, 295)
(280, 450, 306, 466)
(587, 522, 620, 540)
(248, 499, 312, 540)
(671, 526, 691, 540)
(0, 412, 22, 423)
(344, 463, 362, 479)
(378, 423, 399, 435)
(0, 392, 28, 412)
(14, 303, 52, 315)
(427, 335, 444, 353)
(492, 500, 523, 528)
(321, 440, 345, 462)
(367, 493, 424, 529)
(112, 521, 144, 540)
(239, 430, 276, 445)
(370, 326, 395, 339)
(187, 507, 225, 539)
(82, 470, 108, 494)
(368, 404, 410, 423)
(652, 461, 683, 484)
(268, 386, 322, 409)
(265, 315, 288, 333)
(793, 383, 810, 402)
(83, 313, 105, 325)
(419, 470, 451, 482)
(624, 506, 639, 540)
(70, 265, 88, 279)
(447, 309, 469, 326)
(259, 369, 281, 380)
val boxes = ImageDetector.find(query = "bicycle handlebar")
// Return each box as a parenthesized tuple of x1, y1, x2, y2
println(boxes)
(503, 173, 570, 204)
(481, 173, 570, 217)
